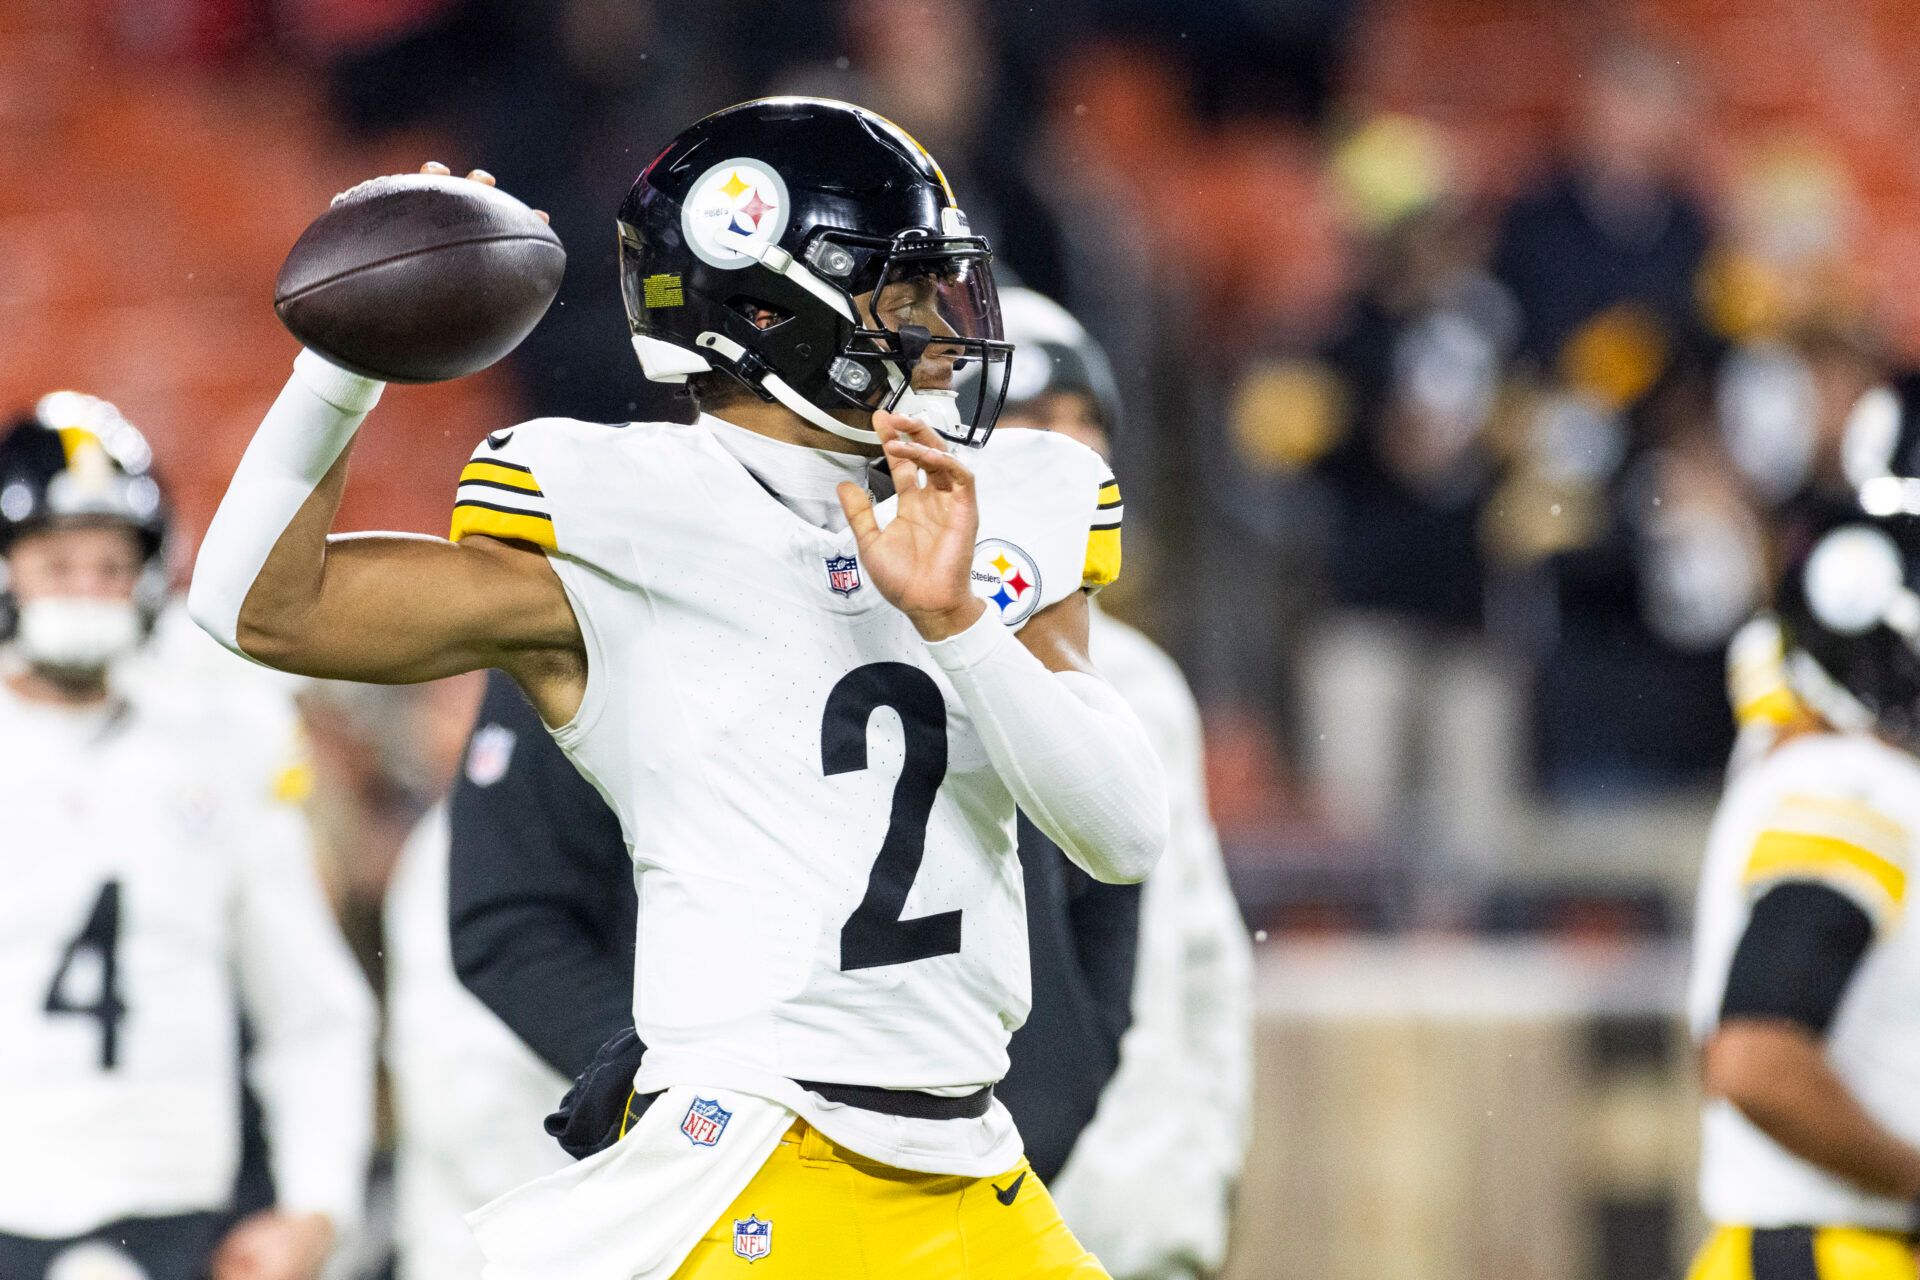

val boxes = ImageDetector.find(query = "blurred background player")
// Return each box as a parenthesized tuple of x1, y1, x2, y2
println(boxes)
(982, 288, 1255, 1280)
(1725, 369, 1920, 771)
(1686, 505, 1920, 1279)
(0, 395, 376, 1280)
(383, 678, 619, 1280)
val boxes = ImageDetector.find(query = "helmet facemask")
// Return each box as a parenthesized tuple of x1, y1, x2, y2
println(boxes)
(621, 220, 1013, 449)
(813, 229, 1012, 448)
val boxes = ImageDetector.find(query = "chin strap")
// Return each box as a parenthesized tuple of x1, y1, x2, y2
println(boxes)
(636, 323, 976, 447)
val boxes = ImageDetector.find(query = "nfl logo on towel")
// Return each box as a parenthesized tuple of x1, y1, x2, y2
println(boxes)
(733, 1215, 772, 1262)
(680, 1096, 731, 1147)
(825, 553, 862, 596)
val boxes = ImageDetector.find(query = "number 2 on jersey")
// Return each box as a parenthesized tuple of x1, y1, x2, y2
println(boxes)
(823, 664, 963, 971)
(45, 879, 127, 1069)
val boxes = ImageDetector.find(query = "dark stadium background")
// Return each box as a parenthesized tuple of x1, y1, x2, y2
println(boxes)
(5, 0, 1914, 1275)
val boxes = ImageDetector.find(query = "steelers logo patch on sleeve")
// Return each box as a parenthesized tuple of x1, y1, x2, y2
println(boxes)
(971, 538, 1043, 626)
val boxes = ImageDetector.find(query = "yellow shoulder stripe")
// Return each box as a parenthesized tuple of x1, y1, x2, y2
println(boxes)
(460, 460, 543, 494)
(1774, 793, 1909, 857)
(1743, 829, 1907, 913)
(1084, 526, 1122, 589)
(450, 502, 556, 550)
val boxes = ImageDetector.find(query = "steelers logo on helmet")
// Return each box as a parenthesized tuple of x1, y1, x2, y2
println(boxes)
(971, 538, 1043, 626)
(680, 158, 792, 270)
(1804, 524, 1907, 636)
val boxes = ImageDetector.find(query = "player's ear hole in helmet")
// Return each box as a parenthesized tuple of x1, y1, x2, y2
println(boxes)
(0, 393, 171, 646)
(616, 97, 1012, 448)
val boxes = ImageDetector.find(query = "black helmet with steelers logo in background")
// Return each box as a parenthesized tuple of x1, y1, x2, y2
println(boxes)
(0, 392, 171, 629)
(0, 392, 168, 558)
(617, 97, 1012, 448)
(983, 286, 1124, 441)
(1776, 501, 1920, 750)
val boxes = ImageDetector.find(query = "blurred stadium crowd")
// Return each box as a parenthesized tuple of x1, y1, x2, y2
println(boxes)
(5, 1, 1920, 1274)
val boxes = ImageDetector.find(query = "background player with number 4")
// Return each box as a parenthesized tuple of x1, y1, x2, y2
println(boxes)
(0, 395, 376, 1280)
(189, 98, 1168, 1277)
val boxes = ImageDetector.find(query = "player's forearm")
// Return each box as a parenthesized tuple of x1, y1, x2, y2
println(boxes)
(1708, 1020, 1920, 1200)
(189, 351, 383, 662)
(928, 610, 1168, 883)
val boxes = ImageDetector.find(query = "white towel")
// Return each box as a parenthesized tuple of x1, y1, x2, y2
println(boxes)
(468, 1086, 793, 1280)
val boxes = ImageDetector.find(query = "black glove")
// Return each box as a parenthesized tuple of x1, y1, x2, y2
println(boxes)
(544, 1025, 650, 1160)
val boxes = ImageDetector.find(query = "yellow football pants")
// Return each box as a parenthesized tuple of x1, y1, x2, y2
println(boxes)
(1687, 1226, 1917, 1279)
(673, 1120, 1108, 1278)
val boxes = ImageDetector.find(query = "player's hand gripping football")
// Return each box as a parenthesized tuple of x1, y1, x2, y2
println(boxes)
(838, 412, 988, 641)
(412, 161, 549, 222)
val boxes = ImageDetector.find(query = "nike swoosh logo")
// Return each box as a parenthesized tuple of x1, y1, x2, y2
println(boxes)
(992, 1171, 1026, 1206)
(486, 430, 515, 449)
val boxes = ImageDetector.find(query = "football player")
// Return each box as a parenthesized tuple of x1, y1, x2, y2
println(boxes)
(983, 288, 1254, 1280)
(189, 98, 1168, 1278)
(0, 395, 376, 1280)
(1687, 505, 1920, 1279)
(386, 651, 1140, 1276)
(385, 800, 574, 1280)
(1727, 371, 1920, 771)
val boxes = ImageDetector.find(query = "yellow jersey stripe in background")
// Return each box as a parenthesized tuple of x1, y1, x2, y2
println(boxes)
(1742, 829, 1907, 916)
(1774, 793, 1909, 854)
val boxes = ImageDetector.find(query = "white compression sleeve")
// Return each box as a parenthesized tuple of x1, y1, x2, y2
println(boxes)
(927, 608, 1169, 884)
(187, 350, 385, 656)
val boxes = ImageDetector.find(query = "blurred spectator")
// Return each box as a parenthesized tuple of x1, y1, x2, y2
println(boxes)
(775, 0, 1069, 301)
(1492, 40, 1711, 378)
(1479, 43, 1756, 797)
(1288, 117, 1524, 871)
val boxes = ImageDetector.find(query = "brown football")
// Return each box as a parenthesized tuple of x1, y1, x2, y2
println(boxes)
(273, 174, 565, 383)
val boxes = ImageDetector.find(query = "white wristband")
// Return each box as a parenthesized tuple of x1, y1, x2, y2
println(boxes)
(187, 352, 385, 656)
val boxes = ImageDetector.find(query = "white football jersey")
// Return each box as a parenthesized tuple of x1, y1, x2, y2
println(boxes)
(386, 806, 572, 1280)
(0, 667, 374, 1237)
(1689, 731, 1920, 1229)
(448, 414, 1117, 1176)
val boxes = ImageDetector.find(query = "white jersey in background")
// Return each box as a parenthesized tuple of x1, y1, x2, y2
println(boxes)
(1689, 731, 1920, 1230)
(1051, 605, 1254, 1279)
(446, 415, 1118, 1178)
(0, 658, 375, 1238)
(386, 806, 571, 1280)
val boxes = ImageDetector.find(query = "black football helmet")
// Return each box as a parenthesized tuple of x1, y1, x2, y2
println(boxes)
(0, 392, 170, 625)
(979, 287, 1123, 438)
(617, 97, 1012, 447)
(1776, 504, 1920, 747)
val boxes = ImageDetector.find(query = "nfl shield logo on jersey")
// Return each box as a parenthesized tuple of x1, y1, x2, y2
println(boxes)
(681, 1096, 732, 1146)
(825, 553, 862, 596)
(464, 722, 517, 788)
(732, 1215, 772, 1263)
